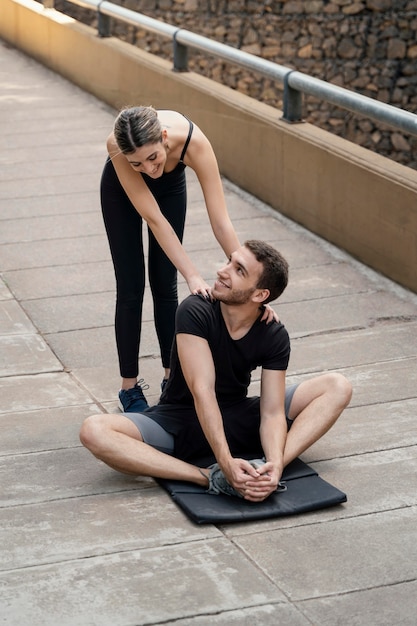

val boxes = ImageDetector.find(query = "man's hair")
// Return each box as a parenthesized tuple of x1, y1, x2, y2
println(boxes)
(244, 240, 289, 303)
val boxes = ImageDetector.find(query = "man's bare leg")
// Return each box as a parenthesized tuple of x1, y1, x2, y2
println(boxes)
(283, 372, 352, 466)
(79, 413, 209, 487)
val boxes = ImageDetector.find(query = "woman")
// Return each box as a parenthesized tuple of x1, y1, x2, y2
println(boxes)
(101, 106, 275, 412)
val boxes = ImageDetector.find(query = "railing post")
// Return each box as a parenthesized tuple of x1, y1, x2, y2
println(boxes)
(98, 1, 111, 38)
(173, 30, 188, 72)
(282, 71, 303, 123)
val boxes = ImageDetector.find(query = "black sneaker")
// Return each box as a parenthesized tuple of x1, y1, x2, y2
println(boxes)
(207, 463, 244, 498)
(118, 380, 149, 413)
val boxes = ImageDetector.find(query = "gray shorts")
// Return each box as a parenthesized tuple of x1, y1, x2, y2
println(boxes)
(124, 383, 299, 456)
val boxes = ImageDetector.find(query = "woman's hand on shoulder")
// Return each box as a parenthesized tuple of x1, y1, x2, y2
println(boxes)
(187, 274, 212, 299)
(260, 304, 280, 324)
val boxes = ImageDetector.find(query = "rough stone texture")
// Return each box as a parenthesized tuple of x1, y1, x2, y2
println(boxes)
(54, 0, 417, 169)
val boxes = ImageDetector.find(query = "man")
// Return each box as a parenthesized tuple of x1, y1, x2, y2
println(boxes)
(80, 240, 352, 502)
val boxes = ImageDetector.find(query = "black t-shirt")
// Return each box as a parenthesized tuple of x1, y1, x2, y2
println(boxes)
(161, 295, 290, 407)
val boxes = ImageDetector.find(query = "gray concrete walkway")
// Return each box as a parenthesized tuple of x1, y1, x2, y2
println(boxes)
(1, 39, 417, 625)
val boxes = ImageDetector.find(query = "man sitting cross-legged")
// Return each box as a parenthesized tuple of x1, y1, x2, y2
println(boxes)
(80, 240, 352, 502)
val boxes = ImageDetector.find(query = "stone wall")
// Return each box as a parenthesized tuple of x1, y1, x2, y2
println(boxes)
(56, 0, 417, 168)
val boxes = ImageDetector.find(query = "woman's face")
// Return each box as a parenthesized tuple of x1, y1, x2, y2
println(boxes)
(125, 141, 167, 177)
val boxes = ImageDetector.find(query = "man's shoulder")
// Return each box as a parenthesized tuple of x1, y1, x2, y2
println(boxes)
(268, 319, 290, 344)
(178, 294, 217, 314)
(269, 318, 289, 336)
(256, 313, 289, 336)
(176, 295, 219, 331)
(254, 317, 290, 352)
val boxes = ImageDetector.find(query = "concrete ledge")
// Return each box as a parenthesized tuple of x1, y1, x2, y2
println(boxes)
(1, 0, 416, 292)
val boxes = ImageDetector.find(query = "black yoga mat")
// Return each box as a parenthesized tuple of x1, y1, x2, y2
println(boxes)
(157, 457, 347, 524)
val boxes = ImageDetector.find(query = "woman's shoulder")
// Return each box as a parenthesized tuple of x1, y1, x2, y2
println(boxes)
(158, 111, 204, 138)
(157, 109, 188, 125)
(106, 131, 121, 159)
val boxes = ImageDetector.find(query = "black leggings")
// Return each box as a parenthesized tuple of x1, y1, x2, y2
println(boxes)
(101, 159, 187, 378)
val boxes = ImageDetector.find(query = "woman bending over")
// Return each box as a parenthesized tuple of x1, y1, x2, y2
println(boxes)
(101, 106, 274, 412)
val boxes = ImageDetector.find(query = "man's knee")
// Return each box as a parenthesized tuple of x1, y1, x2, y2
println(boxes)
(290, 372, 352, 418)
(79, 414, 107, 453)
(323, 372, 352, 409)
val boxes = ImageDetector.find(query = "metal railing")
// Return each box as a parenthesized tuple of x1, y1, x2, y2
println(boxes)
(43, 0, 417, 137)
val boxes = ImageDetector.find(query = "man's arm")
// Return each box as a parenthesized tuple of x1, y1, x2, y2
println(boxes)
(176, 333, 259, 493)
(244, 368, 288, 501)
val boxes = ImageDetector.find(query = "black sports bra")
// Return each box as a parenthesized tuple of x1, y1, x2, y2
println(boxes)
(179, 116, 194, 163)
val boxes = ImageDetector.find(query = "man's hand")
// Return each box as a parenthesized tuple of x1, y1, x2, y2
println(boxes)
(242, 460, 282, 502)
(221, 458, 258, 495)
(222, 459, 281, 502)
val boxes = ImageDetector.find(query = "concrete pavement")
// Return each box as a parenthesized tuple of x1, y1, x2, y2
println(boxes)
(1, 39, 417, 625)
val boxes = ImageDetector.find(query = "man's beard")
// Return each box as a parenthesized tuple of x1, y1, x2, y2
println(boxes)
(214, 286, 257, 305)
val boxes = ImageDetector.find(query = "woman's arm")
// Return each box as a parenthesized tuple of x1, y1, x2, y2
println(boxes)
(184, 129, 284, 326)
(185, 131, 281, 323)
(184, 127, 241, 258)
(107, 135, 211, 295)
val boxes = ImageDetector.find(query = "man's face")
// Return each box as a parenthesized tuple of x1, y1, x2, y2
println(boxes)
(212, 246, 263, 305)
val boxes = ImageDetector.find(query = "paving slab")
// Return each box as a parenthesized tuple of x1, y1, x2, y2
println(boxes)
(313, 447, 417, 512)
(2, 142, 106, 167)
(1, 155, 104, 181)
(288, 320, 417, 371)
(0, 299, 36, 334)
(251, 356, 417, 406)
(295, 580, 417, 626)
(0, 172, 100, 199)
(0, 212, 105, 243)
(161, 604, 312, 625)
(0, 538, 286, 626)
(23, 292, 116, 333)
(44, 325, 121, 370)
(0, 447, 153, 506)
(0, 277, 12, 300)
(299, 401, 417, 460)
(1, 489, 220, 570)
(0, 235, 111, 271)
(72, 358, 165, 407)
(0, 190, 100, 219)
(0, 372, 94, 413)
(0, 333, 62, 376)
(4, 260, 115, 299)
(0, 404, 101, 455)
(280, 294, 417, 340)
(1, 38, 416, 625)
(338, 359, 417, 407)
(281, 261, 380, 302)
(235, 507, 417, 599)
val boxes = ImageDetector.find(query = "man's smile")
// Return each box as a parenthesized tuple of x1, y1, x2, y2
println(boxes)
(215, 278, 230, 289)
